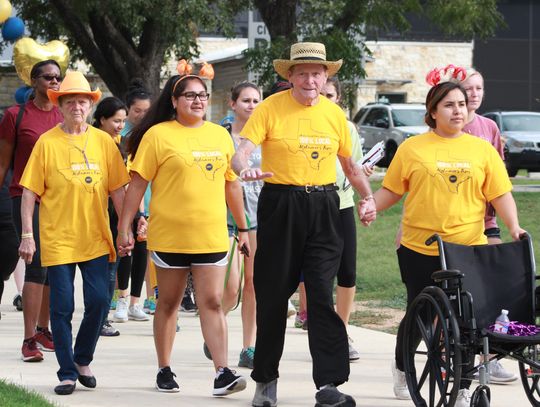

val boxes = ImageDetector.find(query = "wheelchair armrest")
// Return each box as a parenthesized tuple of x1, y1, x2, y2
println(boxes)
(431, 269, 465, 282)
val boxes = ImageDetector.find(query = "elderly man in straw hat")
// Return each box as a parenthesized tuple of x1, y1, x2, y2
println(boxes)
(18, 70, 129, 395)
(232, 42, 375, 407)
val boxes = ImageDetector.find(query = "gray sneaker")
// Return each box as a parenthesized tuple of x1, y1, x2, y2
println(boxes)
(315, 384, 356, 407)
(239, 347, 255, 369)
(252, 379, 277, 407)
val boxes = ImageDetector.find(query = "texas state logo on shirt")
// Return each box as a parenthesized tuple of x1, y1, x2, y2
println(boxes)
(58, 148, 103, 193)
(421, 150, 472, 193)
(282, 119, 338, 170)
(177, 138, 227, 180)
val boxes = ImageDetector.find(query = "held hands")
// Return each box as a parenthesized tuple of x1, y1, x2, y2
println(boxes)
(357, 196, 377, 227)
(239, 167, 273, 182)
(117, 230, 135, 257)
(18, 237, 36, 264)
(137, 216, 148, 237)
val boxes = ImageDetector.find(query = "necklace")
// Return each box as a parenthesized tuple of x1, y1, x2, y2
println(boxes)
(63, 125, 91, 169)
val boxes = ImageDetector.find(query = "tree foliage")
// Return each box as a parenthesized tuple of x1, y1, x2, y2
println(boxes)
(9, 0, 247, 97)
(7, 0, 504, 104)
(248, 0, 504, 107)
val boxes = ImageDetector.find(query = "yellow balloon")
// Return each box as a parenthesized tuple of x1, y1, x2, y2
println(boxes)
(0, 0, 12, 24)
(13, 38, 70, 85)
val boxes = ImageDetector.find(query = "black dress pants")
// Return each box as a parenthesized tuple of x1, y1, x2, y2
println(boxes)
(251, 186, 349, 388)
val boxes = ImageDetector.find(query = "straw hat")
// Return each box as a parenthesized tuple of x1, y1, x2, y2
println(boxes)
(273, 42, 342, 79)
(47, 70, 102, 105)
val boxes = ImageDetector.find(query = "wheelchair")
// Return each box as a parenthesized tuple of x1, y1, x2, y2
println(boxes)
(402, 233, 539, 407)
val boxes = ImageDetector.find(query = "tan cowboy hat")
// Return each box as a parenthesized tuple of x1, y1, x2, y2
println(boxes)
(273, 42, 343, 79)
(47, 70, 102, 105)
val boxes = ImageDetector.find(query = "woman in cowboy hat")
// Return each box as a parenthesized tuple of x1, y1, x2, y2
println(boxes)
(18, 70, 130, 395)
(232, 41, 375, 407)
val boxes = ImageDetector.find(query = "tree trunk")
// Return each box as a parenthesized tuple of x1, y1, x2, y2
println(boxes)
(49, 0, 167, 98)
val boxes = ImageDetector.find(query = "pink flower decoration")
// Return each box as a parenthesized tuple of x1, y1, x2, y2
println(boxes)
(426, 68, 441, 86)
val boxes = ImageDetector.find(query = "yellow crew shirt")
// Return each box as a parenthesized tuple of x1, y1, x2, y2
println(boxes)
(383, 131, 512, 256)
(241, 89, 352, 186)
(130, 120, 237, 253)
(20, 125, 130, 266)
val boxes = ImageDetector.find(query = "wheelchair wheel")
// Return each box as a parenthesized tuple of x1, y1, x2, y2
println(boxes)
(403, 286, 462, 407)
(519, 347, 540, 407)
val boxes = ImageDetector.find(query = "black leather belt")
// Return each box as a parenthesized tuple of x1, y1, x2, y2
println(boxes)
(263, 183, 339, 193)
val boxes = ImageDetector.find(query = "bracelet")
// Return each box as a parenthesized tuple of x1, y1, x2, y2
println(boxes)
(237, 228, 249, 232)
(363, 194, 375, 201)
(21, 232, 33, 239)
(239, 168, 249, 178)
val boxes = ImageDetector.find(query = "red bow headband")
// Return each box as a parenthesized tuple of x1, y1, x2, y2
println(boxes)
(425, 64, 467, 87)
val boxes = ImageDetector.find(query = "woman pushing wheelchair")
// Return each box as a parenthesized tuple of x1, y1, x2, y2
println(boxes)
(358, 67, 526, 407)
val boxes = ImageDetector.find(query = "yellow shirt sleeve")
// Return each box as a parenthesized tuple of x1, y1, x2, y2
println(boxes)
(241, 101, 269, 147)
(107, 138, 130, 191)
(131, 131, 160, 182)
(382, 141, 408, 196)
(20, 138, 46, 196)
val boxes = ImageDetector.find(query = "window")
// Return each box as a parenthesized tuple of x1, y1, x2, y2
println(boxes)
(362, 108, 389, 128)
(377, 93, 406, 103)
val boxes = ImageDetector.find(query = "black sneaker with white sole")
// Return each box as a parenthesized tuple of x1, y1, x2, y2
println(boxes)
(213, 367, 247, 396)
(315, 384, 356, 407)
(156, 366, 180, 392)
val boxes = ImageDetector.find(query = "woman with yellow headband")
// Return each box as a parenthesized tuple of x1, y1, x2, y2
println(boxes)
(117, 72, 249, 396)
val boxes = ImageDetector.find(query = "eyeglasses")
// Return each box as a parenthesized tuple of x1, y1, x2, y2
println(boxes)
(178, 92, 210, 101)
(38, 74, 62, 82)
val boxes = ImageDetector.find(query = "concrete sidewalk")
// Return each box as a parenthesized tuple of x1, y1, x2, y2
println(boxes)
(0, 275, 529, 407)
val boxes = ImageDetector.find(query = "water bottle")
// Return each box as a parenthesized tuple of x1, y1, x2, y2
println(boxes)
(493, 309, 510, 334)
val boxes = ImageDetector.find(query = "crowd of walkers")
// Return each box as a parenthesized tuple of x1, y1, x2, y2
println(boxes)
(0, 41, 525, 407)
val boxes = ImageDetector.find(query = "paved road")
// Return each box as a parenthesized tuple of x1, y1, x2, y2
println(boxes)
(0, 273, 529, 407)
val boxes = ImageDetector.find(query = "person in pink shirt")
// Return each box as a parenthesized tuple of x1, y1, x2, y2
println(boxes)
(461, 69, 518, 384)
(461, 69, 505, 245)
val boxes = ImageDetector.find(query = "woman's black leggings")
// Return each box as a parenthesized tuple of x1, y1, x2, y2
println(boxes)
(117, 218, 147, 297)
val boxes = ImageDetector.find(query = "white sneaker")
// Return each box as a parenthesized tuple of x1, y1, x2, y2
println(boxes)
(489, 360, 518, 383)
(391, 360, 411, 399)
(128, 303, 150, 321)
(113, 297, 128, 322)
(348, 336, 360, 361)
(455, 388, 471, 407)
(287, 300, 296, 318)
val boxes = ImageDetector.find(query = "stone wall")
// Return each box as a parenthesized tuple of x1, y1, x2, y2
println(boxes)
(356, 41, 473, 112)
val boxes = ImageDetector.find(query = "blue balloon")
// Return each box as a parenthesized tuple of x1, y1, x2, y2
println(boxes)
(2, 17, 25, 41)
(14, 85, 32, 104)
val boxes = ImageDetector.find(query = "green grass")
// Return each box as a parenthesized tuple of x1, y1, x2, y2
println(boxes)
(355, 181, 540, 310)
(0, 380, 56, 407)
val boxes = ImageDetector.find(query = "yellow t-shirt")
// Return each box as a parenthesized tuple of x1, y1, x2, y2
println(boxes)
(20, 125, 130, 266)
(241, 89, 352, 185)
(383, 131, 512, 256)
(130, 120, 237, 253)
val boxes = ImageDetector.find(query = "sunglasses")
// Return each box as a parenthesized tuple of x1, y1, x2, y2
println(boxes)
(178, 91, 210, 101)
(38, 74, 62, 82)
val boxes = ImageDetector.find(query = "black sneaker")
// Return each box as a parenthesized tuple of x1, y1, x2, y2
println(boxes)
(180, 294, 197, 313)
(315, 384, 356, 407)
(213, 367, 247, 396)
(156, 366, 179, 392)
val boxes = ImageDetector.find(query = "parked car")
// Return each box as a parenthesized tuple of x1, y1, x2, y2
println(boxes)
(482, 111, 540, 176)
(353, 102, 428, 167)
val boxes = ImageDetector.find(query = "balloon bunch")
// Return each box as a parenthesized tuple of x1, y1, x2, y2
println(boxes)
(0, 0, 69, 103)
(0, 0, 24, 42)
